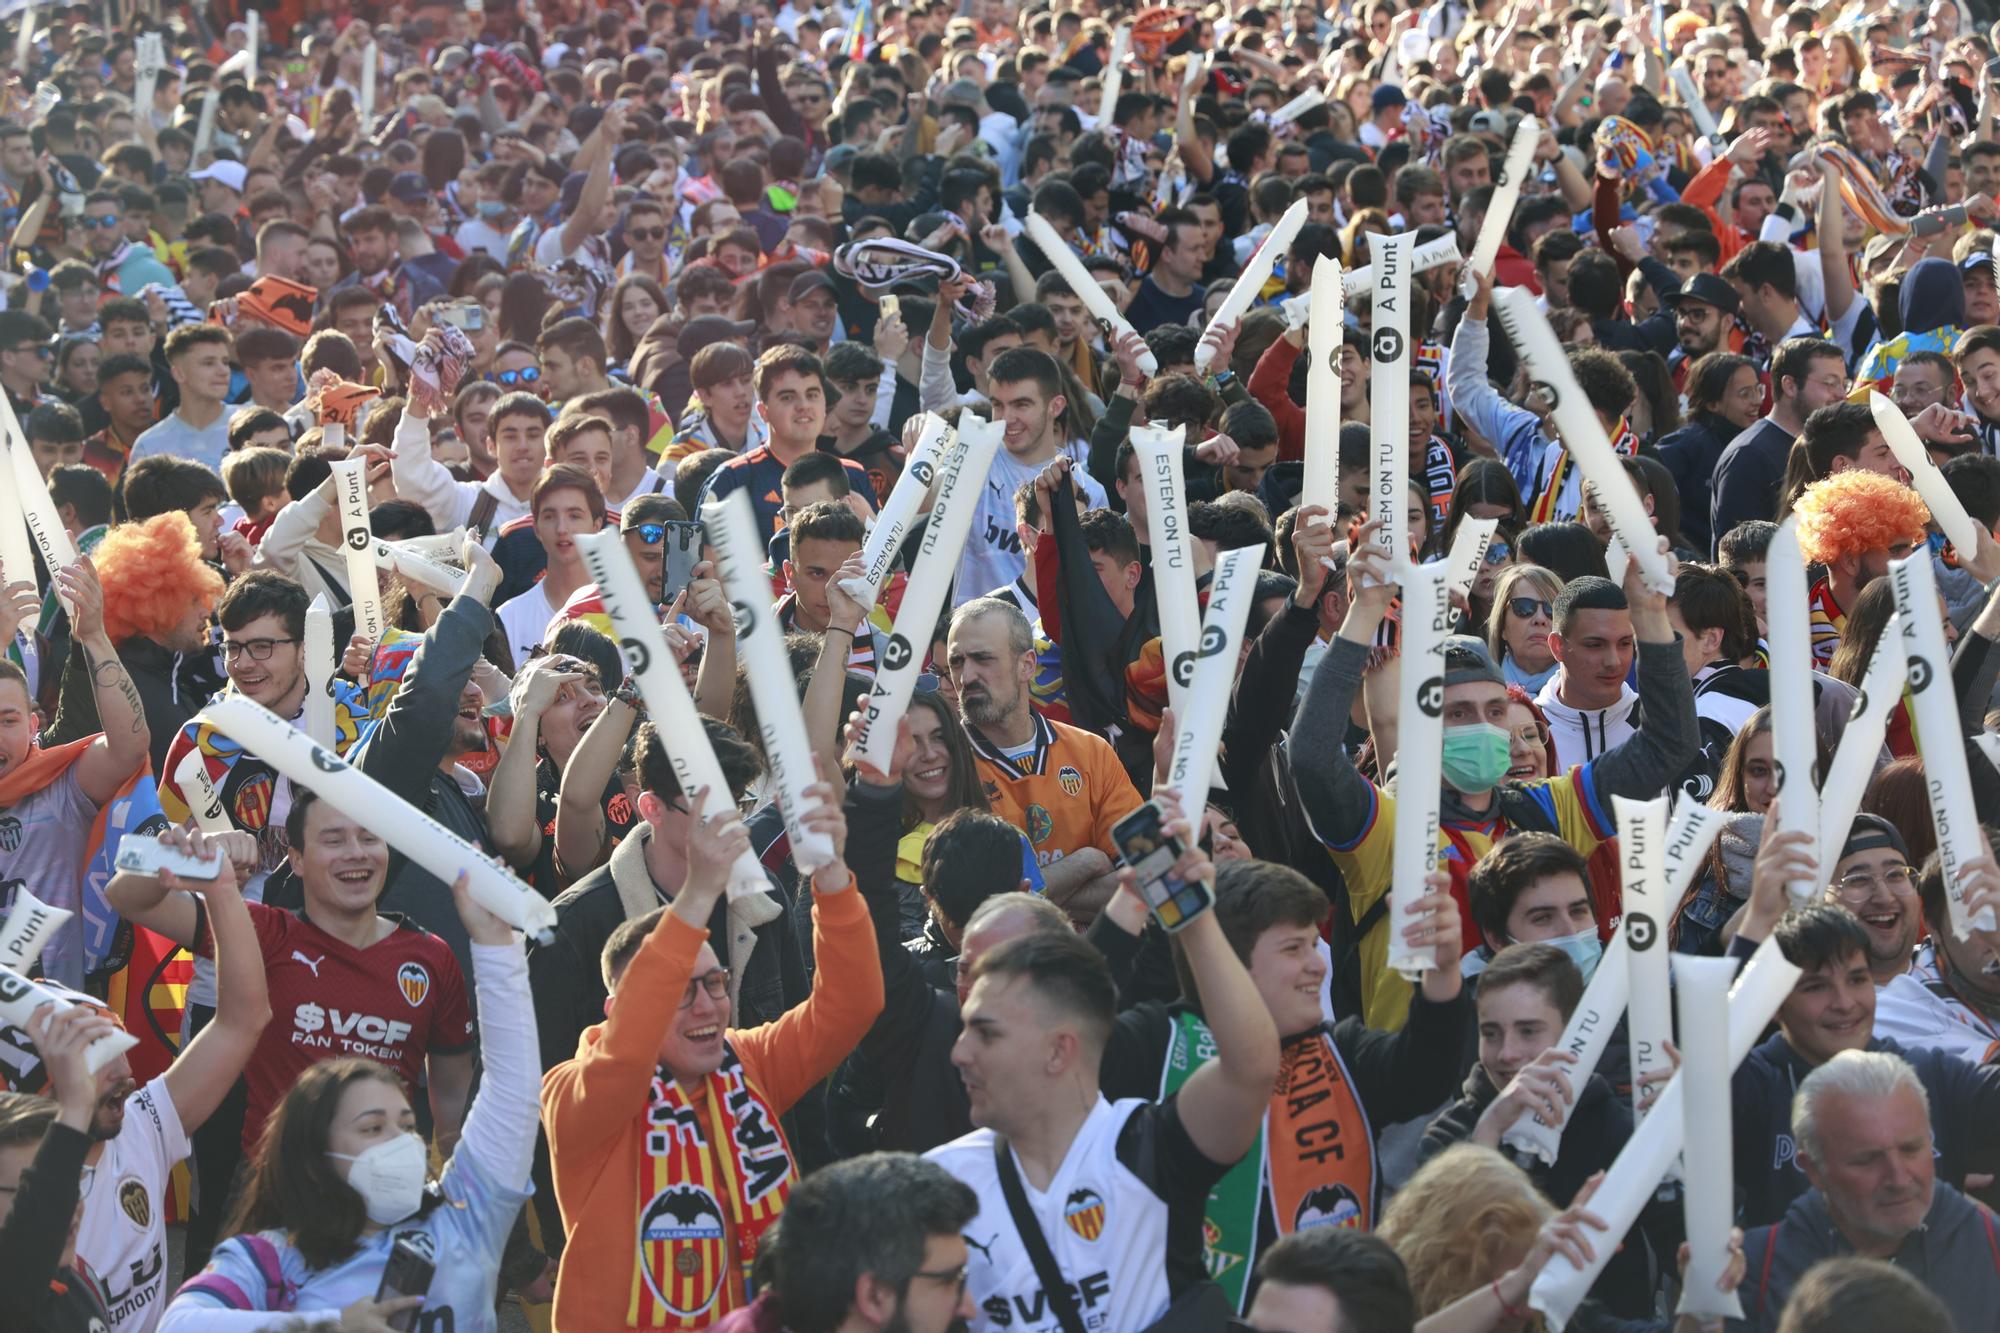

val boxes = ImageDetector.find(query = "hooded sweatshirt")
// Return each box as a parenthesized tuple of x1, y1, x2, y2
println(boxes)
(1536, 673, 1641, 771)
(1854, 256, 1967, 389)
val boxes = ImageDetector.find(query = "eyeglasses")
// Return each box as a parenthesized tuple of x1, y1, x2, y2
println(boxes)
(84, 214, 123, 229)
(1507, 596, 1553, 620)
(221, 636, 298, 661)
(6, 343, 53, 358)
(1831, 865, 1917, 902)
(631, 522, 668, 544)
(627, 226, 667, 241)
(910, 1262, 969, 1293)
(679, 967, 731, 1008)
(490, 367, 541, 386)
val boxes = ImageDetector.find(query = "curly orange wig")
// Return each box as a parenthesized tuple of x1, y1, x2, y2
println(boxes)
(1794, 470, 1932, 567)
(96, 512, 226, 644)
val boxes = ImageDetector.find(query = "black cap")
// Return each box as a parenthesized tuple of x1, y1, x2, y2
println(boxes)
(1841, 813, 1911, 865)
(787, 269, 838, 303)
(1665, 271, 1741, 316)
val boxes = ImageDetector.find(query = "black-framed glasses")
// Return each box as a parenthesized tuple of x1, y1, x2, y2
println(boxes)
(6, 343, 53, 358)
(1507, 596, 1552, 620)
(221, 636, 298, 662)
(490, 367, 541, 386)
(910, 1262, 968, 1292)
(679, 967, 731, 1008)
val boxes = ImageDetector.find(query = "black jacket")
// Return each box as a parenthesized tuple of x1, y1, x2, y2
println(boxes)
(47, 633, 225, 774)
(352, 592, 498, 978)
(0, 1121, 113, 1332)
(1656, 409, 1738, 555)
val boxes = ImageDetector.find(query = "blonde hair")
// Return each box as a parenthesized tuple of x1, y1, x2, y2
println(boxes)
(1378, 1144, 1554, 1318)
(1486, 564, 1564, 666)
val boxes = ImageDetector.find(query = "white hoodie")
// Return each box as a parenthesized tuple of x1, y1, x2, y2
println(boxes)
(1535, 673, 1640, 772)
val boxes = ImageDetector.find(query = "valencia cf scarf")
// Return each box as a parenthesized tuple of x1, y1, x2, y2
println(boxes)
(1528, 417, 1640, 524)
(1162, 1013, 1375, 1312)
(631, 1044, 794, 1328)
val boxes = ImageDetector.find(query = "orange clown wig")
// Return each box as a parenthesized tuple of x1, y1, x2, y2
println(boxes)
(1793, 470, 1932, 568)
(95, 512, 226, 645)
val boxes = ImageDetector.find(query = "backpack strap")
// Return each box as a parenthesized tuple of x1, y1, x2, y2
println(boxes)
(468, 489, 500, 540)
(1981, 1204, 2000, 1273)
(992, 1137, 1089, 1333)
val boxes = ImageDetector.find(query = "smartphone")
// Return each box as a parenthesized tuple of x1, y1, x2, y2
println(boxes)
(439, 304, 485, 332)
(114, 838, 224, 881)
(374, 1234, 436, 1332)
(662, 519, 704, 606)
(1111, 801, 1214, 933)
(881, 294, 901, 324)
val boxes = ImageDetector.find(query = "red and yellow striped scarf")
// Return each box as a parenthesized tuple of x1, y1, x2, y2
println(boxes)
(630, 1045, 793, 1328)
(1528, 417, 1640, 524)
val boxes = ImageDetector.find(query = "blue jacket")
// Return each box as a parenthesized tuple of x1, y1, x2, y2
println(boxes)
(1734, 1183, 2000, 1332)
(1731, 1031, 2000, 1229)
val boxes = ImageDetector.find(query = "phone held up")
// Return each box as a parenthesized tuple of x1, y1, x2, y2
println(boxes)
(1111, 800, 1215, 933)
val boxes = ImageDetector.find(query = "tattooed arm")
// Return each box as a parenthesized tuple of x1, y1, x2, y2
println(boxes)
(57, 559, 154, 803)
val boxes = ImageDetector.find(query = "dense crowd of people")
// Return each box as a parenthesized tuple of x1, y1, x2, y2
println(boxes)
(8, 0, 2000, 1330)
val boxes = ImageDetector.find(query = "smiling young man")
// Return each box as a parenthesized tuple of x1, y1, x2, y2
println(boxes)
(394, 390, 554, 542)
(494, 465, 607, 667)
(699, 344, 874, 537)
(959, 347, 1105, 599)
(1462, 833, 1606, 979)
(129, 324, 233, 473)
(1535, 576, 1640, 771)
(1095, 858, 1465, 1313)
(542, 772, 881, 1330)
(107, 789, 474, 1163)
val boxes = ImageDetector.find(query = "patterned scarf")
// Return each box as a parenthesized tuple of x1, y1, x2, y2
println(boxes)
(631, 1044, 793, 1328)
(1529, 417, 1640, 524)
(1812, 142, 1909, 236)
(832, 238, 995, 321)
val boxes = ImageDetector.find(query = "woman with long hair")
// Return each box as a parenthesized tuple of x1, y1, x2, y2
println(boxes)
(161, 873, 538, 1330)
(1487, 564, 1564, 693)
(1672, 709, 1773, 955)
(497, 271, 555, 346)
(603, 274, 668, 366)
(1657, 352, 1759, 554)
(53, 335, 98, 404)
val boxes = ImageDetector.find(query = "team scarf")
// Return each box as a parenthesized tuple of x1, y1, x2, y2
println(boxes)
(831, 238, 996, 322)
(1528, 417, 1640, 524)
(631, 1044, 794, 1328)
(1811, 142, 1909, 236)
(1417, 434, 1456, 528)
(1162, 1013, 1375, 1312)
(159, 630, 421, 826)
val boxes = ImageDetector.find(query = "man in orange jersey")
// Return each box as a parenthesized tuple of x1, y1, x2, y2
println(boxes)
(947, 596, 1141, 922)
(542, 772, 884, 1330)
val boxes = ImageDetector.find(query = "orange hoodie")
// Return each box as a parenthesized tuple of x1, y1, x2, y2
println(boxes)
(542, 883, 883, 1329)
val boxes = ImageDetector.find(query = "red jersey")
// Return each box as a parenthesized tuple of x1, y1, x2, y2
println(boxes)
(194, 903, 473, 1147)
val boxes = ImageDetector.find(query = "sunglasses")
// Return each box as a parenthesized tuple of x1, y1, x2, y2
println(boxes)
(490, 366, 541, 385)
(627, 226, 666, 241)
(1484, 542, 1511, 565)
(1507, 596, 1553, 620)
(84, 214, 122, 229)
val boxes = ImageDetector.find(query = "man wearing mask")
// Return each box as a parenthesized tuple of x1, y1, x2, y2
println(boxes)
(1461, 833, 1607, 979)
(1290, 523, 1698, 1029)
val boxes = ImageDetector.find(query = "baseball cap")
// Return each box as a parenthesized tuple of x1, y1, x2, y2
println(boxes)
(1441, 635, 1504, 687)
(1468, 109, 1508, 138)
(678, 314, 759, 364)
(942, 78, 986, 109)
(1841, 813, 1910, 864)
(189, 160, 248, 193)
(823, 144, 861, 174)
(1371, 85, 1408, 113)
(788, 269, 838, 304)
(388, 171, 432, 204)
(1664, 272, 1741, 316)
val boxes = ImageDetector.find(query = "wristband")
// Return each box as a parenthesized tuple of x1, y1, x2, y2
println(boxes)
(826, 624, 856, 638)
(1491, 1278, 1530, 1322)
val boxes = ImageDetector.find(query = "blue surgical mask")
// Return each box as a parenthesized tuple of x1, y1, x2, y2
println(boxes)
(477, 200, 508, 220)
(1440, 721, 1513, 793)
(1546, 926, 1603, 983)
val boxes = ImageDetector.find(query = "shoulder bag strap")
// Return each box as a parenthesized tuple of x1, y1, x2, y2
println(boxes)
(992, 1136, 1089, 1333)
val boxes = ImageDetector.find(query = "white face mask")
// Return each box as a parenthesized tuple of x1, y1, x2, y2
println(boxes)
(328, 1131, 428, 1225)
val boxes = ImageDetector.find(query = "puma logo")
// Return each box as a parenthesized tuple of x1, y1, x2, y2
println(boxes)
(291, 951, 325, 977)
(965, 1232, 999, 1265)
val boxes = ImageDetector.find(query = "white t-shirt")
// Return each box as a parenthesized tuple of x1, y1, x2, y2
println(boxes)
(77, 1074, 190, 1333)
(955, 442, 1105, 605)
(495, 584, 564, 666)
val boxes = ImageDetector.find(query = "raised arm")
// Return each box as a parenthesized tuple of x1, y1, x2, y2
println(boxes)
(1585, 546, 1700, 806)
(390, 398, 471, 532)
(803, 555, 869, 775)
(1452, 274, 1547, 497)
(1156, 793, 1279, 1165)
(555, 690, 638, 878)
(60, 559, 151, 803)
(559, 103, 627, 257)
(684, 561, 739, 721)
(1288, 524, 1398, 848)
(487, 657, 586, 870)
(157, 829, 272, 1135)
